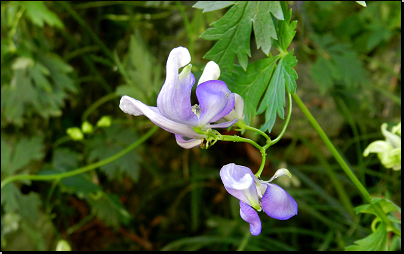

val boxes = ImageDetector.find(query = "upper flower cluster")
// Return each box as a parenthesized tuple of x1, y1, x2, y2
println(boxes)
(119, 47, 243, 148)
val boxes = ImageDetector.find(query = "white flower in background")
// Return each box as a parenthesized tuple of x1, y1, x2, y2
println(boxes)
(363, 122, 401, 170)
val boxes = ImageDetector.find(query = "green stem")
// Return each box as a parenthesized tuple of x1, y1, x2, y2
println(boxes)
(219, 134, 263, 153)
(292, 93, 401, 237)
(269, 91, 293, 147)
(255, 150, 266, 178)
(1, 126, 158, 189)
(218, 134, 266, 177)
(242, 125, 271, 143)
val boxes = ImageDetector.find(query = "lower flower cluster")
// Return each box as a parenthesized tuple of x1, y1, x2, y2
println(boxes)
(119, 47, 297, 235)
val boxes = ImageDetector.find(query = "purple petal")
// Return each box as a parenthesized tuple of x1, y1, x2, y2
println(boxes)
(175, 134, 202, 149)
(157, 47, 198, 126)
(120, 96, 204, 139)
(220, 163, 259, 208)
(196, 80, 235, 126)
(261, 183, 298, 220)
(240, 201, 261, 236)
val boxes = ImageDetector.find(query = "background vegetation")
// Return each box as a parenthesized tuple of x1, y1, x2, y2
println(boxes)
(1, 1, 401, 251)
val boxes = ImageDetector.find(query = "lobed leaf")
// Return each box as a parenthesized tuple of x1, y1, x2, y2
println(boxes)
(201, 1, 284, 71)
(256, 51, 297, 133)
(1, 135, 45, 175)
(222, 57, 277, 126)
(87, 124, 142, 182)
(22, 1, 64, 28)
(311, 33, 368, 92)
(271, 1, 297, 53)
(86, 192, 131, 229)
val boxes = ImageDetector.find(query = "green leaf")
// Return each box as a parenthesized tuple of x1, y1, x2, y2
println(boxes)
(115, 33, 161, 104)
(282, 50, 298, 94)
(193, 1, 236, 13)
(311, 55, 339, 94)
(271, 1, 296, 53)
(1, 184, 22, 213)
(222, 57, 277, 126)
(87, 124, 142, 182)
(28, 63, 53, 93)
(22, 1, 64, 28)
(257, 57, 285, 133)
(1, 69, 37, 126)
(345, 223, 388, 251)
(201, 2, 284, 71)
(1, 138, 12, 173)
(86, 192, 130, 229)
(2, 53, 76, 126)
(1, 184, 42, 224)
(1, 135, 45, 175)
(255, 51, 297, 133)
(354, 197, 401, 217)
(252, 2, 283, 55)
(311, 33, 368, 91)
(52, 148, 81, 172)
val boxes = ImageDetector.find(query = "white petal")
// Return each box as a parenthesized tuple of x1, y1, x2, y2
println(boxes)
(268, 168, 292, 183)
(198, 61, 220, 85)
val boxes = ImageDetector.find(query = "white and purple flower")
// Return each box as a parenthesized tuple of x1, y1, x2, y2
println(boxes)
(220, 163, 298, 235)
(119, 47, 243, 148)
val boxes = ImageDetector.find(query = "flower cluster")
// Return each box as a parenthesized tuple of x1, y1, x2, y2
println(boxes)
(220, 164, 297, 235)
(119, 47, 297, 235)
(120, 47, 241, 149)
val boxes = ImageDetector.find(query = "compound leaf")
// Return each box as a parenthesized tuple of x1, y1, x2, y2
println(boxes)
(201, 1, 284, 71)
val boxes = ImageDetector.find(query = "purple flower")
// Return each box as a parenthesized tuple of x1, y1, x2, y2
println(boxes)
(220, 163, 298, 236)
(119, 47, 241, 148)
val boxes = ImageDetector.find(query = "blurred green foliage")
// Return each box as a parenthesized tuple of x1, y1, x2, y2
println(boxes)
(1, 1, 401, 251)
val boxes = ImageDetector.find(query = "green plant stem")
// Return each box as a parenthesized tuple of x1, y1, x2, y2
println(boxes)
(218, 134, 267, 177)
(1, 126, 158, 189)
(292, 93, 401, 237)
(268, 91, 293, 147)
(242, 125, 271, 143)
(255, 150, 266, 178)
(219, 134, 263, 153)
